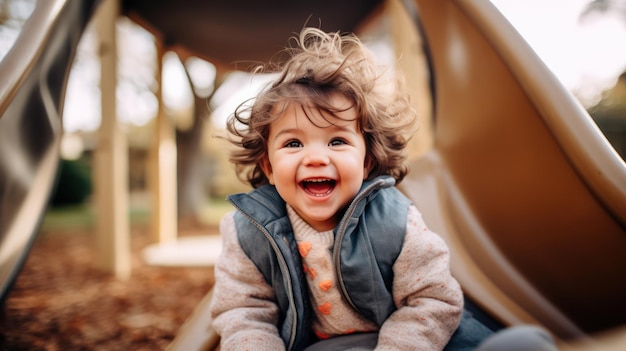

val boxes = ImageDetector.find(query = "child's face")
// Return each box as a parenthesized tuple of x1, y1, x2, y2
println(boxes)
(262, 94, 369, 231)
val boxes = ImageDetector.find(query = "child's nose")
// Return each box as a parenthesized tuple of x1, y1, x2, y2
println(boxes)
(303, 145, 329, 166)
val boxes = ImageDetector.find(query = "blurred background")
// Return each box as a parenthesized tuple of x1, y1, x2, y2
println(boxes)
(0, 0, 624, 349)
(4, 0, 625, 231)
(1, 0, 624, 231)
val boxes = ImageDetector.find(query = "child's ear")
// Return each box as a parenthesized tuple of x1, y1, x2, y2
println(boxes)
(260, 157, 275, 185)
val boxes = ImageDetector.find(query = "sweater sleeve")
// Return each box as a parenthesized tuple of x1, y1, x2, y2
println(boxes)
(375, 205, 463, 351)
(209, 211, 286, 351)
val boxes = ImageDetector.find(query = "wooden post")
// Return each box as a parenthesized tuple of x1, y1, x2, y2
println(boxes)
(148, 41, 178, 244)
(94, 0, 131, 279)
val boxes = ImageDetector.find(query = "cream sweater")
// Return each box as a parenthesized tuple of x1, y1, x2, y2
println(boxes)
(210, 205, 463, 351)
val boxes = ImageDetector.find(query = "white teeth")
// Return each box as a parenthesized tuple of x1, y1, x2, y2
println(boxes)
(301, 178, 334, 197)
(310, 189, 332, 197)
(305, 179, 331, 183)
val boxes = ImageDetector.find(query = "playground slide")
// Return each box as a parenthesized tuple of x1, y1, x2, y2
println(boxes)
(403, 0, 626, 339)
(0, 0, 624, 349)
(0, 0, 100, 303)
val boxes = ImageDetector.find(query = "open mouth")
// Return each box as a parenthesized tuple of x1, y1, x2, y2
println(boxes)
(301, 178, 336, 197)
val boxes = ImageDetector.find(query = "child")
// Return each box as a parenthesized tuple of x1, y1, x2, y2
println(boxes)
(208, 27, 553, 351)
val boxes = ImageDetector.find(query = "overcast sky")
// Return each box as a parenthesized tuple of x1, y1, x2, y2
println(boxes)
(491, 0, 626, 106)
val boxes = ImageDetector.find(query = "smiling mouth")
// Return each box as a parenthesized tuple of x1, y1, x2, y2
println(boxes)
(301, 179, 336, 197)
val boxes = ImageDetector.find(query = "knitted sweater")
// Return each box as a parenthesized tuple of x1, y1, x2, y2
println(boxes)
(287, 204, 379, 339)
(210, 200, 463, 351)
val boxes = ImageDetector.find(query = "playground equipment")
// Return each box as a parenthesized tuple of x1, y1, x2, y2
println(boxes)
(1, 0, 624, 349)
(0, 0, 100, 304)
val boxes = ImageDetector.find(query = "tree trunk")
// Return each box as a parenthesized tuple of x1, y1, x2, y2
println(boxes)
(175, 59, 227, 226)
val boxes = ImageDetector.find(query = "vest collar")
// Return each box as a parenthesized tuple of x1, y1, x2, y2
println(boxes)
(227, 175, 396, 229)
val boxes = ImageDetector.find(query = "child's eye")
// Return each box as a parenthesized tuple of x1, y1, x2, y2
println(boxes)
(284, 140, 302, 148)
(329, 138, 347, 146)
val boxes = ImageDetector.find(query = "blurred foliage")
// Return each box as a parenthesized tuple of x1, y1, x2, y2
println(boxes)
(589, 73, 626, 159)
(50, 158, 93, 207)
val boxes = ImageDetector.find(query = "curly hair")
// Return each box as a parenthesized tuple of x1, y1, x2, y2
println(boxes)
(226, 27, 416, 188)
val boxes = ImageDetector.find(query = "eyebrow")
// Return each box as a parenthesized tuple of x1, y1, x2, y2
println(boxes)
(272, 128, 300, 141)
(273, 124, 358, 139)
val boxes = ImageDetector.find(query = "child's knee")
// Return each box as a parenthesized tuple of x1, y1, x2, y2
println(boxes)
(475, 325, 558, 351)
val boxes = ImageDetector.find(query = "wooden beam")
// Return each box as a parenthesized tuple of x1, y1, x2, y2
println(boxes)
(94, 0, 131, 279)
(148, 41, 178, 244)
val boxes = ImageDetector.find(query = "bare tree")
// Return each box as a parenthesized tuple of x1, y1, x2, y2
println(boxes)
(580, 0, 626, 24)
(175, 55, 228, 225)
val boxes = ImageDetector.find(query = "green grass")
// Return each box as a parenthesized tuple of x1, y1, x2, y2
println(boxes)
(40, 197, 232, 231)
(40, 203, 150, 231)
(40, 204, 95, 230)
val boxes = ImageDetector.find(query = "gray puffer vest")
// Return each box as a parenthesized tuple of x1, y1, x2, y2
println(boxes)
(227, 176, 409, 351)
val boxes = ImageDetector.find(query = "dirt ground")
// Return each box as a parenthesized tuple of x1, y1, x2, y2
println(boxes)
(0, 223, 217, 351)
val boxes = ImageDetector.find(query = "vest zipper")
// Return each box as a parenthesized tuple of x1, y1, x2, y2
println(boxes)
(231, 207, 298, 351)
(332, 178, 385, 313)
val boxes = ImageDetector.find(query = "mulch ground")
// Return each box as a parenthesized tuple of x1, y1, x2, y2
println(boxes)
(0, 223, 217, 351)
